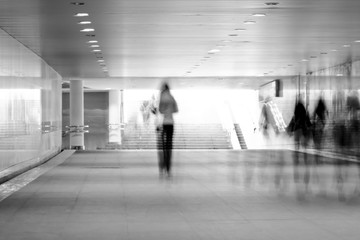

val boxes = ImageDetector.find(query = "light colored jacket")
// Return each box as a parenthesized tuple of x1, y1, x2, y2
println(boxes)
(159, 90, 178, 125)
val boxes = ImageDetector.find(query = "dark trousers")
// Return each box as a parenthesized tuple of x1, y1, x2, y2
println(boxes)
(161, 125, 174, 173)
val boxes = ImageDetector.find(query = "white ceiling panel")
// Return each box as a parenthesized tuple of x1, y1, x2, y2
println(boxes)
(0, 0, 359, 88)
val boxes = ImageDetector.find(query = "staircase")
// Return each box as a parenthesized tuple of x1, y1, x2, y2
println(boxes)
(234, 124, 247, 149)
(111, 123, 232, 150)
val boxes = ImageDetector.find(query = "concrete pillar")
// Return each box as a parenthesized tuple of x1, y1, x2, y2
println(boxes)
(108, 90, 121, 143)
(69, 80, 85, 150)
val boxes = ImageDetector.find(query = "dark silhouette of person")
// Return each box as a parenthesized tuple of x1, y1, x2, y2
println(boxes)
(313, 96, 328, 159)
(293, 96, 311, 199)
(158, 82, 178, 177)
(150, 106, 164, 176)
(312, 96, 328, 195)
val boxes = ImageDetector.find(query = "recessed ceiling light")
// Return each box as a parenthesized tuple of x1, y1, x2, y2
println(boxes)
(301, 59, 308, 62)
(92, 49, 101, 52)
(343, 44, 350, 47)
(90, 45, 99, 48)
(80, 28, 95, 32)
(265, 2, 279, 6)
(222, 40, 232, 43)
(252, 13, 266, 17)
(331, 49, 337, 52)
(74, 13, 89, 17)
(354, 40, 360, 43)
(87, 40, 98, 43)
(71, 2, 85, 6)
(208, 49, 220, 53)
(97, 59, 105, 62)
(78, 21, 91, 25)
(208, 48, 220, 53)
(244, 20, 256, 24)
(216, 44, 226, 48)
(336, 74, 343, 76)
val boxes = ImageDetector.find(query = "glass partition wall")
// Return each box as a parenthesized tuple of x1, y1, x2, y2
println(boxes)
(0, 29, 62, 173)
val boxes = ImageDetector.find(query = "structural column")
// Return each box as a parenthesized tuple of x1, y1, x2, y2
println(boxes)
(69, 80, 85, 150)
(108, 90, 121, 143)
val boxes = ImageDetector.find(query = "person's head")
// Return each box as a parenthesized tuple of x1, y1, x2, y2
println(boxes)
(160, 81, 170, 92)
(297, 93, 305, 103)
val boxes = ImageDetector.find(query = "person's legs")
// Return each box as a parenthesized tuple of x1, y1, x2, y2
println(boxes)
(293, 130, 301, 183)
(157, 128, 164, 175)
(164, 125, 174, 175)
(161, 126, 168, 174)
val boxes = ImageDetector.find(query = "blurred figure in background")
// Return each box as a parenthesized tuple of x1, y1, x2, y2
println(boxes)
(312, 95, 328, 195)
(332, 90, 358, 201)
(346, 91, 360, 197)
(258, 97, 273, 185)
(140, 100, 151, 128)
(159, 82, 178, 178)
(292, 95, 312, 199)
(150, 95, 164, 177)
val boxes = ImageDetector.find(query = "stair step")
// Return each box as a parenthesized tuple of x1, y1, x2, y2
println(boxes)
(116, 123, 232, 150)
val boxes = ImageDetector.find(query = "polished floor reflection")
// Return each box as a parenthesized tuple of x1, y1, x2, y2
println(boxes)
(0, 150, 360, 240)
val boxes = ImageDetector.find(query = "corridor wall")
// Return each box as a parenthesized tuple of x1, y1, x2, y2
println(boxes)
(0, 28, 62, 180)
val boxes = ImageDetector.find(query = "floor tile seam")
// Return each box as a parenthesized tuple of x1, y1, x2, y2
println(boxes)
(0, 150, 75, 202)
(191, 178, 250, 215)
(306, 218, 350, 240)
(212, 219, 277, 240)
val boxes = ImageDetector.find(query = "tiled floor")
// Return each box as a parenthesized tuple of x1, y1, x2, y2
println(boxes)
(0, 150, 360, 240)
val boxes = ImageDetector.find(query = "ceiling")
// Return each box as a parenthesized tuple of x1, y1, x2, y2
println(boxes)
(0, 0, 360, 89)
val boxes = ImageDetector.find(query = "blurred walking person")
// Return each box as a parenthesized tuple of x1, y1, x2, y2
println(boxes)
(292, 95, 311, 199)
(312, 95, 328, 195)
(150, 97, 164, 177)
(159, 82, 178, 178)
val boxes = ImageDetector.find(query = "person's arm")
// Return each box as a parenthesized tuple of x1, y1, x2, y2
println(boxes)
(173, 99, 178, 113)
